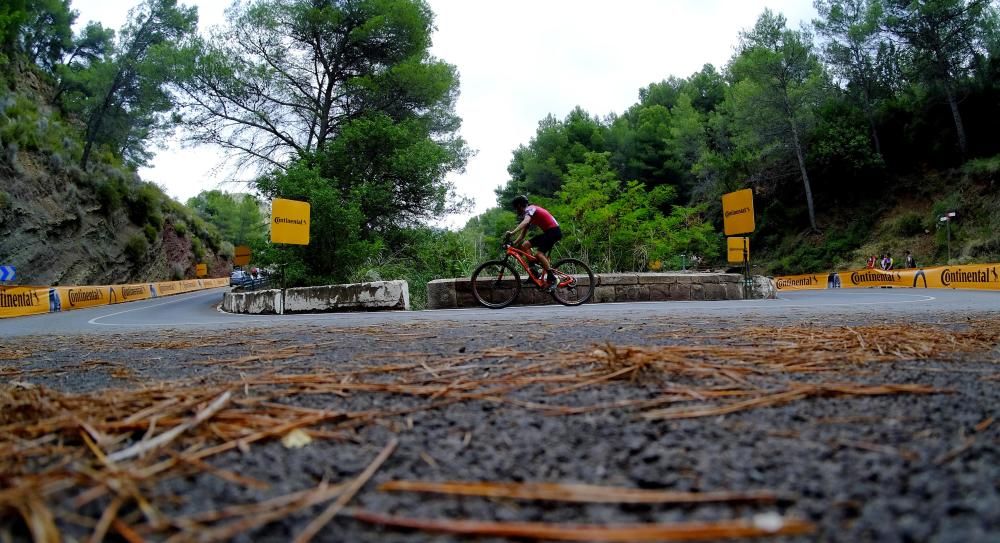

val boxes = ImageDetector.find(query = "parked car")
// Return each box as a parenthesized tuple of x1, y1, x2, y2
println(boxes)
(230, 270, 250, 287)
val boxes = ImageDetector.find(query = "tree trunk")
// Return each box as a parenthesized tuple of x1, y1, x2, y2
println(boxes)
(860, 88, 882, 158)
(943, 83, 968, 157)
(789, 120, 818, 232)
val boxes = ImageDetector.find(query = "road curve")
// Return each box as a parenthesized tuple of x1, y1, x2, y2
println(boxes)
(1, 287, 998, 337)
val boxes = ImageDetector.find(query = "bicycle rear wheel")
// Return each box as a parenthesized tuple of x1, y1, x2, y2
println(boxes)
(471, 260, 522, 309)
(550, 258, 595, 306)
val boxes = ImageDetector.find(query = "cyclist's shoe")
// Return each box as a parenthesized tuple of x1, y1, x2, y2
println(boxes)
(546, 271, 558, 292)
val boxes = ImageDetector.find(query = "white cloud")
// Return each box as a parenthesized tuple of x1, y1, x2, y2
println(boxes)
(70, 0, 818, 219)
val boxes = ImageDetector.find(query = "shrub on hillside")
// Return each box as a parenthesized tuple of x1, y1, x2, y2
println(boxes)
(0, 190, 10, 223)
(893, 212, 925, 237)
(173, 220, 188, 237)
(126, 184, 162, 227)
(219, 241, 234, 259)
(143, 224, 158, 243)
(125, 235, 148, 263)
(191, 237, 205, 261)
(96, 180, 124, 215)
(170, 262, 186, 280)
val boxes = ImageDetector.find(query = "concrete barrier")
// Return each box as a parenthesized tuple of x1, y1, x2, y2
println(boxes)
(221, 280, 410, 315)
(284, 281, 410, 313)
(426, 273, 776, 309)
(222, 288, 283, 315)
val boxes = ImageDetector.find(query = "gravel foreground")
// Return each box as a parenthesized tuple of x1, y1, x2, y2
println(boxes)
(2, 311, 999, 542)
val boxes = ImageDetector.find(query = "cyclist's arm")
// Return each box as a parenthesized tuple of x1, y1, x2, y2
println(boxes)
(507, 215, 531, 244)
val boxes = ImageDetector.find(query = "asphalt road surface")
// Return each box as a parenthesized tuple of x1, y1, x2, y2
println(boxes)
(3, 288, 999, 542)
(1, 287, 999, 337)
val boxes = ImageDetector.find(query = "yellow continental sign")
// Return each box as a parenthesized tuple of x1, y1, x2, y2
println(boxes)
(179, 279, 202, 292)
(776, 264, 1000, 291)
(57, 286, 109, 310)
(155, 281, 181, 296)
(774, 273, 822, 291)
(113, 284, 152, 304)
(929, 264, 1000, 290)
(722, 189, 755, 236)
(234, 245, 251, 266)
(727, 237, 749, 264)
(0, 286, 50, 318)
(271, 198, 310, 245)
(196, 264, 208, 277)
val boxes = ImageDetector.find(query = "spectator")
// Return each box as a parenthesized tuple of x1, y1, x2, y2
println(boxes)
(884, 253, 894, 270)
(866, 255, 876, 269)
(905, 251, 916, 269)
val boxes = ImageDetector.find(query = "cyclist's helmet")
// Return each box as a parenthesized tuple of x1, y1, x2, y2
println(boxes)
(510, 195, 529, 210)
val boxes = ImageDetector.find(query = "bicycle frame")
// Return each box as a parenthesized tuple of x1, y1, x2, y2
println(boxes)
(502, 244, 572, 288)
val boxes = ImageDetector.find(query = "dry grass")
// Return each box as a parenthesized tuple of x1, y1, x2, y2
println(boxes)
(0, 320, 997, 541)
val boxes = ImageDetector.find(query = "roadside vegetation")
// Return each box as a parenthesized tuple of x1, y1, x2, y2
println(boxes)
(2, 0, 999, 298)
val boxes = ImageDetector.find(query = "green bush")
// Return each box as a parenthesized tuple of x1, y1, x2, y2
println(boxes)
(169, 262, 186, 280)
(219, 241, 234, 259)
(173, 220, 188, 237)
(191, 237, 205, 260)
(893, 212, 925, 237)
(143, 224, 158, 243)
(963, 155, 1000, 179)
(125, 234, 148, 263)
(96, 180, 123, 215)
(126, 184, 162, 226)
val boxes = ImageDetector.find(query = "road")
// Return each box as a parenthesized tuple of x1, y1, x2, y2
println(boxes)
(1, 287, 999, 337)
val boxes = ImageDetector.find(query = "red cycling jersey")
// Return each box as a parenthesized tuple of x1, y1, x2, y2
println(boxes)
(524, 205, 559, 231)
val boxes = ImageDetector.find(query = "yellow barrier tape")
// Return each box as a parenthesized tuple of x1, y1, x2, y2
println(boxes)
(0, 286, 52, 318)
(57, 286, 112, 310)
(776, 264, 1000, 291)
(1, 277, 230, 318)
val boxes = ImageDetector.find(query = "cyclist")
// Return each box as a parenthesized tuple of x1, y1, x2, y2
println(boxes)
(506, 195, 563, 290)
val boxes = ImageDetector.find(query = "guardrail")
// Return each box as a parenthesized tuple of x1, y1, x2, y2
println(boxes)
(0, 277, 230, 319)
(775, 263, 1000, 291)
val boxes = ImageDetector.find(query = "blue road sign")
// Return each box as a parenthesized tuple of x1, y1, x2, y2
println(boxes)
(0, 266, 14, 281)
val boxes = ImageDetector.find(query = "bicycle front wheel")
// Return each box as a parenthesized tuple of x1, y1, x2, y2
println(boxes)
(550, 258, 595, 306)
(471, 260, 522, 309)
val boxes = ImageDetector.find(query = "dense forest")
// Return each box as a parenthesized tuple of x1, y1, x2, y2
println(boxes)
(491, 0, 1000, 275)
(1, 0, 998, 305)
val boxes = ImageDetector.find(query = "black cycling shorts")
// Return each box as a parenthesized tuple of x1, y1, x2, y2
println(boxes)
(529, 226, 562, 254)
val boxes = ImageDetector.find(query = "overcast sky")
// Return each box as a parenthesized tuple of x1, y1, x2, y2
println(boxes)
(71, 0, 818, 224)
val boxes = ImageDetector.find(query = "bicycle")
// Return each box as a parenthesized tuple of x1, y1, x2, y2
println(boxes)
(470, 234, 595, 308)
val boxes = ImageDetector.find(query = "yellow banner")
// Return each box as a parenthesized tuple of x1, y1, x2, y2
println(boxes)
(179, 279, 202, 292)
(154, 281, 182, 297)
(927, 264, 1000, 290)
(776, 264, 1000, 291)
(774, 273, 824, 291)
(57, 286, 111, 310)
(0, 286, 52, 318)
(3, 276, 229, 318)
(111, 284, 152, 304)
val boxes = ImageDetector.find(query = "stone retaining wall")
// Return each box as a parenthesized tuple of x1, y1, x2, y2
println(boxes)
(427, 273, 776, 309)
(222, 280, 410, 315)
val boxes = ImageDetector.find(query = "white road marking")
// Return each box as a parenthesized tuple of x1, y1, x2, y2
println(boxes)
(87, 290, 226, 326)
